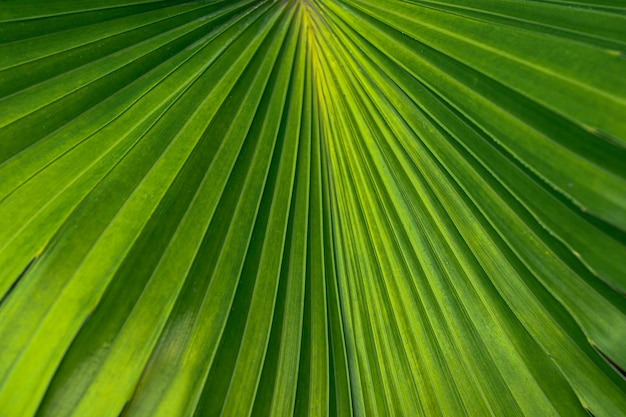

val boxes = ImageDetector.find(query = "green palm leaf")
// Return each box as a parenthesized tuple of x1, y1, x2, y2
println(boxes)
(0, 0, 625, 416)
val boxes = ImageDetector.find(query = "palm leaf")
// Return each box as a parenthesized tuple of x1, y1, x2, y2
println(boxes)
(0, 0, 625, 416)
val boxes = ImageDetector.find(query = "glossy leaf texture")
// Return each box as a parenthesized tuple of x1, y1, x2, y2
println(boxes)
(0, 1, 625, 416)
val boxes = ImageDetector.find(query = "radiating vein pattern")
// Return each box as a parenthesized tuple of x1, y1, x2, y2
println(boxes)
(0, 1, 625, 416)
